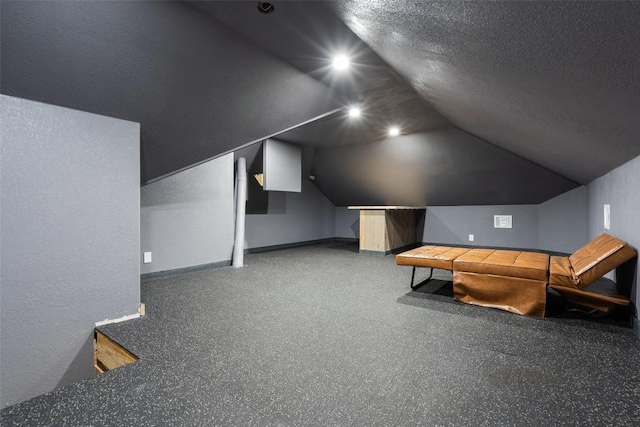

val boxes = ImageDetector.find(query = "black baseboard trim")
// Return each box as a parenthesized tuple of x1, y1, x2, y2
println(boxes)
(246, 238, 352, 254)
(143, 240, 360, 279)
(333, 237, 359, 243)
(141, 260, 231, 280)
(634, 317, 640, 340)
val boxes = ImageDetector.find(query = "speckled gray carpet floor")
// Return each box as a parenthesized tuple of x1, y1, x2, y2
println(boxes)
(2, 242, 640, 426)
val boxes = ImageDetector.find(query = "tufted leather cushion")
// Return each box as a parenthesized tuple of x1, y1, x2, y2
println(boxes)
(568, 233, 637, 289)
(549, 256, 574, 288)
(453, 249, 549, 281)
(396, 246, 471, 270)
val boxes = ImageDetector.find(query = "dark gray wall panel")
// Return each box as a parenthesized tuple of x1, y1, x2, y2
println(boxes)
(0, 0, 340, 182)
(0, 96, 140, 407)
(538, 186, 588, 254)
(312, 129, 577, 207)
(140, 154, 234, 275)
(333, 1, 640, 184)
(334, 207, 360, 239)
(245, 180, 335, 249)
(587, 154, 640, 316)
(422, 206, 539, 250)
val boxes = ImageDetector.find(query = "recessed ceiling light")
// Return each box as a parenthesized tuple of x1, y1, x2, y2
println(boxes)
(388, 126, 401, 137)
(348, 107, 361, 118)
(332, 55, 350, 71)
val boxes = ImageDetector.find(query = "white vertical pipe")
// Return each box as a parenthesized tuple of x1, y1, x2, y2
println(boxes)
(233, 157, 247, 267)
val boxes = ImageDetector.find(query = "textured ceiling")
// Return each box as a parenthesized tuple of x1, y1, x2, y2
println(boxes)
(311, 129, 577, 206)
(0, 1, 340, 182)
(187, 1, 450, 143)
(2, 1, 636, 206)
(332, 0, 640, 184)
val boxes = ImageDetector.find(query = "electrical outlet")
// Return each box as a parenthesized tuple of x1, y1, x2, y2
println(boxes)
(143, 252, 152, 264)
(469, 234, 474, 242)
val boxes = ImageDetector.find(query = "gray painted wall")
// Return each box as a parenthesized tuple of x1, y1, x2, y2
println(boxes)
(420, 188, 591, 254)
(422, 205, 539, 250)
(334, 207, 360, 239)
(586, 153, 640, 319)
(0, 95, 140, 408)
(245, 180, 335, 249)
(538, 186, 588, 253)
(140, 154, 234, 274)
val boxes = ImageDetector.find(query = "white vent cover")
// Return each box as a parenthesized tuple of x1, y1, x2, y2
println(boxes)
(494, 215, 512, 228)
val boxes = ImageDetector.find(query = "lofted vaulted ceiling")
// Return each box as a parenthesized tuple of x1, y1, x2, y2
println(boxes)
(331, 0, 640, 185)
(0, 1, 340, 182)
(2, 1, 639, 206)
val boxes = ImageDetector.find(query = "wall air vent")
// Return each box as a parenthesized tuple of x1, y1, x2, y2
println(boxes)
(494, 215, 512, 229)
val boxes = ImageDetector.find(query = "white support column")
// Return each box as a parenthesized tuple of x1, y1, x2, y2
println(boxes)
(233, 157, 247, 267)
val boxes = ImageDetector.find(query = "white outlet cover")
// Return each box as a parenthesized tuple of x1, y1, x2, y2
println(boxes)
(143, 252, 152, 264)
(604, 204, 610, 230)
(469, 234, 475, 242)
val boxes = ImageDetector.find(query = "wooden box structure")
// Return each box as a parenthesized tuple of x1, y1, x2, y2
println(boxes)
(349, 206, 425, 254)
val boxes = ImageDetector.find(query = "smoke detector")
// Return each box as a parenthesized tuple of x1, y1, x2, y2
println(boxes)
(257, 2, 275, 14)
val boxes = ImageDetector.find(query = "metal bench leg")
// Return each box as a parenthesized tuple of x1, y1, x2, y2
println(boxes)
(410, 267, 434, 290)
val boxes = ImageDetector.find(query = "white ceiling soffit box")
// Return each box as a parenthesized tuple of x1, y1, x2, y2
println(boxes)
(263, 139, 302, 192)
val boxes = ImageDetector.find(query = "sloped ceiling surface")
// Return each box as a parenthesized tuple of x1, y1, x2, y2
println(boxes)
(332, 0, 640, 184)
(310, 129, 577, 206)
(187, 0, 451, 143)
(0, 0, 340, 182)
(185, 1, 582, 205)
(2, 1, 635, 206)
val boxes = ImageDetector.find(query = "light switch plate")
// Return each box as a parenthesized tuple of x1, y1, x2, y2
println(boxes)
(604, 204, 610, 230)
(143, 252, 152, 264)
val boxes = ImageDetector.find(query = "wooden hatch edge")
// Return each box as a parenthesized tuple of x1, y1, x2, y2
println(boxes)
(94, 330, 138, 375)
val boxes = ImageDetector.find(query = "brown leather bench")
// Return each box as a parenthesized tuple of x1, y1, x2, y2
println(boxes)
(396, 246, 471, 289)
(452, 249, 549, 317)
(395, 233, 637, 317)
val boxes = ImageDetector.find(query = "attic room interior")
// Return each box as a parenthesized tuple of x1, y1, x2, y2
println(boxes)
(1, 0, 639, 425)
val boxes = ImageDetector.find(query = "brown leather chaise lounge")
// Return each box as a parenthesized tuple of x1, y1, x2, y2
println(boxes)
(548, 234, 637, 313)
(396, 234, 637, 317)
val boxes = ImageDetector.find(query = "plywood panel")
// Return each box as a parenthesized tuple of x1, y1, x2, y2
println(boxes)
(360, 210, 387, 251)
(359, 209, 418, 252)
